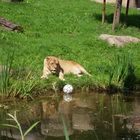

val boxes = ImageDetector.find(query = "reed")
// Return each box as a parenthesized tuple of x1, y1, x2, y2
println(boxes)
(0, 51, 14, 98)
(0, 51, 38, 99)
(61, 114, 70, 140)
(110, 94, 131, 134)
(10, 70, 38, 98)
(106, 53, 135, 90)
(1, 111, 40, 140)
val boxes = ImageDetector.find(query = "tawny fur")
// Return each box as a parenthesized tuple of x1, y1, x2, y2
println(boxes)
(41, 56, 91, 80)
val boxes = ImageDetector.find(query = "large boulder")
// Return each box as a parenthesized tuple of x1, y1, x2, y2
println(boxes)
(92, 0, 140, 8)
(92, 0, 115, 3)
(99, 34, 140, 47)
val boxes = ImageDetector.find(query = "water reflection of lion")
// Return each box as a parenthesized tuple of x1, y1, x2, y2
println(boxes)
(41, 56, 91, 80)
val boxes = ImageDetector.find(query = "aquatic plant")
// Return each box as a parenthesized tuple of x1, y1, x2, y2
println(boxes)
(106, 53, 136, 91)
(2, 111, 40, 140)
(0, 51, 14, 97)
(61, 114, 70, 140)
(10, 70, 38, 99)
(110, 94, 129, 116)
(0, 51, 38, 98)
(123, 59, 136, 91)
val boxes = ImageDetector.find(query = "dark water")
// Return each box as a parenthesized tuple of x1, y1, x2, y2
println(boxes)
(0, 92, 140, 140)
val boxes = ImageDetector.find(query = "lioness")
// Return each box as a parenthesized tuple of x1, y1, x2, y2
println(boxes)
(41, 56, 91, 80)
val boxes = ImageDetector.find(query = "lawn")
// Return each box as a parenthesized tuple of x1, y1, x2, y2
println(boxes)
(0, 0, 140, 97)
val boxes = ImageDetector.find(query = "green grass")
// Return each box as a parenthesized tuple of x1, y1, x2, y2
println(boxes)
(0, 0, 140, 97)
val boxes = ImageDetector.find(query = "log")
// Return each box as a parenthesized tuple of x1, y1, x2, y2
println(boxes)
(0, 17, 23, 32)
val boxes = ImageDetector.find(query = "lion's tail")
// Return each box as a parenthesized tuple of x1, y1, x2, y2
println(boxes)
(81, 67, 92, 76)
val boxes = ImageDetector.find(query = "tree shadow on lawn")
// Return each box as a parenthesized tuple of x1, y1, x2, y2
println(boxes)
(93, 13, 140, 29)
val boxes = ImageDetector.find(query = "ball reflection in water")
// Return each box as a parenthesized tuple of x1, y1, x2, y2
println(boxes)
(63, 84, 73, 102)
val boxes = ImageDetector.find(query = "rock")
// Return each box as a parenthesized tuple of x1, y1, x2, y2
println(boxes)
(92, 0, 140, 8)
(99, 34, 140, 47)
(91, 0, 115, 3)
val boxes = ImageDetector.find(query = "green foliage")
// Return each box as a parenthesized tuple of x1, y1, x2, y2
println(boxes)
(0, 51, 14, 97)
(105, 53, 136, 90)
(0, 52, 38, 98)
(9, 70, 38, 98)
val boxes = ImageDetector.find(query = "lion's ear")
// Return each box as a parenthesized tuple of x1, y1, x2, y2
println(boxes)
(46, 56, 51, 60)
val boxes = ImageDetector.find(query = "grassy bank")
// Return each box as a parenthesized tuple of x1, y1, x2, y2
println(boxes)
(0, 0, 140, 97)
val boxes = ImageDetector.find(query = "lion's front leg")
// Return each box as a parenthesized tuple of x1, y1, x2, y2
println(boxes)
(41, 70, 50, 79)
(59, 71, 65, 81)
(41, 59, 51, 79)
(41, 68, 51, 79)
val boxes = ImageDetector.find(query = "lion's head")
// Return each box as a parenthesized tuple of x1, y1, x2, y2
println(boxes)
(46, 56, 60, 73)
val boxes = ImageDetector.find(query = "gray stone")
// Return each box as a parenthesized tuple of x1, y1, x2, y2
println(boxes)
(99, 34, 140, 47)
(92, 0, 139, 8)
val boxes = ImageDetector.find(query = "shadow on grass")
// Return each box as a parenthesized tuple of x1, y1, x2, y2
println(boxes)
(93, 13, 140, 28)
(106, 65, 137, 94)
(100, 53, 137, 94)
(135, 78, 140, 91)
(123, 63, 136, 91)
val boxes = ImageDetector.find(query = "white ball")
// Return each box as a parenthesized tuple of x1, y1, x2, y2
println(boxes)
(63, 84, 73, 94)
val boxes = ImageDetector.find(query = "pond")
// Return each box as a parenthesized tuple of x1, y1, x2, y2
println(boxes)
(0, 92, 140, 140)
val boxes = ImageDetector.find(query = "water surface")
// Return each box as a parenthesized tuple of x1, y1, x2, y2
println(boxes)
(0, 92, 140, 140)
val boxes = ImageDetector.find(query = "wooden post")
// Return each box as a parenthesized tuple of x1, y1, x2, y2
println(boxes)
(126, 0, 130, 17)
(112, 0, 122, 31)
(102, 0, 106, 24)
